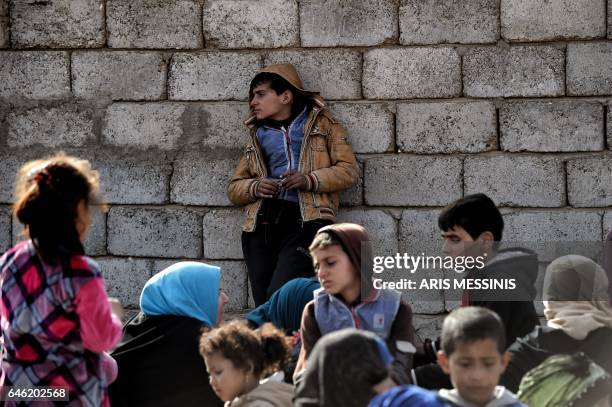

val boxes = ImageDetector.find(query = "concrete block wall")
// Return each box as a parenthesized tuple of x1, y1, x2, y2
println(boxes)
(1, 1, 612, 330)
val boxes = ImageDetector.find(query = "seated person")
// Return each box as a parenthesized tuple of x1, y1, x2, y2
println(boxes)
(439, 193, 539, 345)
(437, 307, 527, 407)
(293, 223, 415, 384)
(109, 261, 229, 407)
(246, 277, 320, 335)
(295, 329, 398, 407)
(415, 194, 539, 389)
(200, 320, 294, 407)
(501, 255, 612, 394)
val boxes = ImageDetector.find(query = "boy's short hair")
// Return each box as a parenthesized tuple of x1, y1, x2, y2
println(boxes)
(249, 72, 297, 100)
(440, 307, 506, 356)
(438, 193, 504, 242)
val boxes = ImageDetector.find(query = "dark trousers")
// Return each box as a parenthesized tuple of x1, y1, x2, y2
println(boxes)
(242, 199, 331, 306)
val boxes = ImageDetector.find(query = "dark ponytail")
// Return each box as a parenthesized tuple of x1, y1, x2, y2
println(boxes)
(13, 153, 103, 264)
(259, 323, 291, 375)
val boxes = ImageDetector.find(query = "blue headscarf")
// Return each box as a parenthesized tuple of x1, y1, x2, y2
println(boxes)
(368, 385, 449, 407)
(140, 261, 221, 327)
(246, 277, 320, 334)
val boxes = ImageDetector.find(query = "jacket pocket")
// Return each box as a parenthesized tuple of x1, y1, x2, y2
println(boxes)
(309, 127, 329, 151)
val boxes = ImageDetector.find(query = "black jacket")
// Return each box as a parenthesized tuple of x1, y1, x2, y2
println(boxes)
(468, 248, 540, 347)
(108, 313, 223, 407)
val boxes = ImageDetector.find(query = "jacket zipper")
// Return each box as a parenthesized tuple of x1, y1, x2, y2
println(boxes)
(261, 124, 297, 201)
(333, 295, 361, 329)
(281, 126, 291, 201)
(281, 126, 293, 171)
(331, 288, 383, 330)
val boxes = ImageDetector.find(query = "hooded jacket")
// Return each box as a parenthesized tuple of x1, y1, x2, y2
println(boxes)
(227, 64, 359, 232)
(438, 387, 526, 407)
(294, 329, 395, 407)
(295, 223, 415, 385)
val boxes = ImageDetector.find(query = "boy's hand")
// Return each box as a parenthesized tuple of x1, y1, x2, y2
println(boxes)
(255, 178, 280, 198)
(280, 170, 308, 190)
(108, 298, 124, 321)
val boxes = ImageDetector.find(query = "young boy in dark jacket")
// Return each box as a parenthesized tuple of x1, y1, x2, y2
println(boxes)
(438, 193, 539, 347)
(227, 64, 359, 306)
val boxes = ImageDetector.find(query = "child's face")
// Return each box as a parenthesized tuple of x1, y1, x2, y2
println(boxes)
(250, 82, 291, 121)
(204, 353, 250, 402)
(312, 244, 359, 299)
(441, 226, 491, 259)
(438, 339, 509, 407)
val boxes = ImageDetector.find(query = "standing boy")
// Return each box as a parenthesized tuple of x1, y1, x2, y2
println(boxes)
(227, 64, 359, 306)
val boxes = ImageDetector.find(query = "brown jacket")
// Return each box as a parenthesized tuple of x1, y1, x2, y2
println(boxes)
(227, 96, 359, 232)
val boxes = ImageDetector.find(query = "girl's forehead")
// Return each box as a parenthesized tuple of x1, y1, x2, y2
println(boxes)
(204, 352, 229, 366)
(313, 244, 345, 258)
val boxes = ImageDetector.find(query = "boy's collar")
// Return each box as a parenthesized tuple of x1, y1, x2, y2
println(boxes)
(439, 386, 513, 407)
(259, 106, 309, 130)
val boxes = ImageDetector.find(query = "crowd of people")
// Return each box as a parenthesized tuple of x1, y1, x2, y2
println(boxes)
(1, 64, 611, 406)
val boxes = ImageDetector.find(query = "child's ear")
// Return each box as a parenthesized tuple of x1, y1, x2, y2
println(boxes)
(281, 90, 293, 105)
(477, 231, 494, 242)
(477, 231, 495, 252)
(437, 350, 451, 374)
